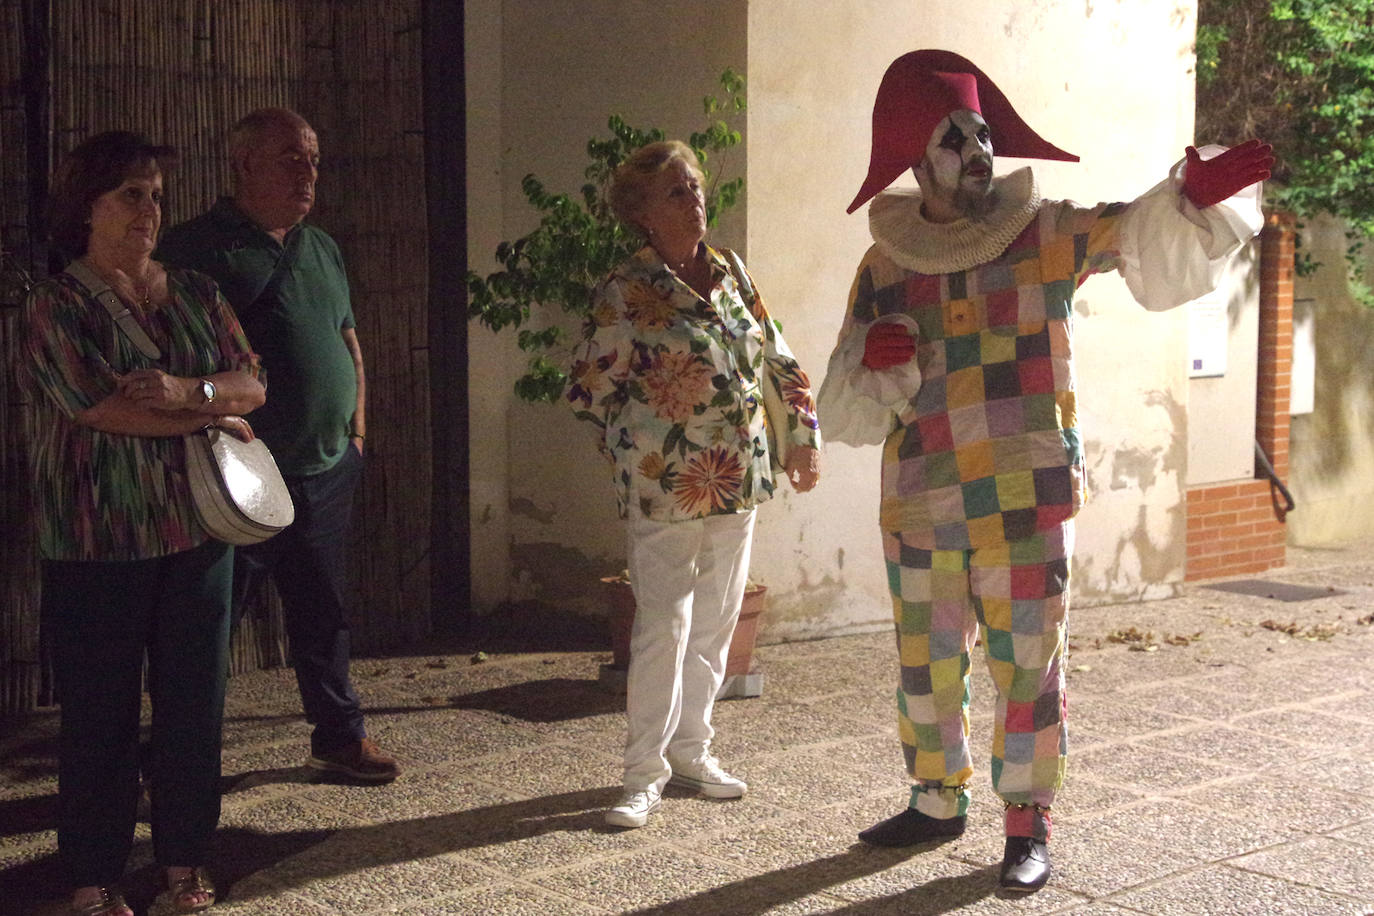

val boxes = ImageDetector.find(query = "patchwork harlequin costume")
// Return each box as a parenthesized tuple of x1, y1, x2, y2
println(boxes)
(821, 50, 1269, 890)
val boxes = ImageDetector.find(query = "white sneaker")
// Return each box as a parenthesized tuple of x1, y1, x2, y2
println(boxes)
(605, 786, 661, 828)
(668, 754, 748, 798)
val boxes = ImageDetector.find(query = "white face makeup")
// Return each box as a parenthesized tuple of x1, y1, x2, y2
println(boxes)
(916, 109, 994, 218)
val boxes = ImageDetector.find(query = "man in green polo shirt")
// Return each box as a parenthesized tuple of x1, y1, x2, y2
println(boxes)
(159, 108, 399, 783)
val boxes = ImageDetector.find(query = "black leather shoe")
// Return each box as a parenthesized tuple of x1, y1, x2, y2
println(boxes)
(858, 808, 966, 847)
(999, 836, 1051, 892)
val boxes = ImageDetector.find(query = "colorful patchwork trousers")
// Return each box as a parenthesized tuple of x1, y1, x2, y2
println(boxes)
(883, 521, 1072, 838)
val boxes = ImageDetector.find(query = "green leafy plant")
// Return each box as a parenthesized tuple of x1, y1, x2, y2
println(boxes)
(467, 69, 747, 401)
(1196, 0, 1374, 302)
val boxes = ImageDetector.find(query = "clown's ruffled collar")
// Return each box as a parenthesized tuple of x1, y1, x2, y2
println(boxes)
(868, 167, 1041, 274)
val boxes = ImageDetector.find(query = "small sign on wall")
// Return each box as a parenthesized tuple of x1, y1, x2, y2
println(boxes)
(1187, 288, 1227, 378)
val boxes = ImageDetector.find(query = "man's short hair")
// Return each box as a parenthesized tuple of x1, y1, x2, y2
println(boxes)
(228, 108, 313, 181)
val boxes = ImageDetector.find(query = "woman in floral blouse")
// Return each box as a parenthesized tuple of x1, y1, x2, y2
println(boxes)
(568, 140, 821, 828)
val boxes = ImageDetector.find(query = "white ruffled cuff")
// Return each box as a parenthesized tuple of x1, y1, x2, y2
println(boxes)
(1118, 144, 1266, 311)
(817, 316, 922, 447)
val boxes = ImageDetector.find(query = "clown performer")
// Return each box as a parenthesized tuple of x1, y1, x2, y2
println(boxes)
(818, 50, 1271, 893)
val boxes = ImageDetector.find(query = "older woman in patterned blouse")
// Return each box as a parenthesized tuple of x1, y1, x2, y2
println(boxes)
(568, 140, 821, 828)
(22, 132, 264, 915)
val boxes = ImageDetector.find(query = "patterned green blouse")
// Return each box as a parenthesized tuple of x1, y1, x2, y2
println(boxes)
(568, 244, 820, 522)
(22, 268, 261, 561)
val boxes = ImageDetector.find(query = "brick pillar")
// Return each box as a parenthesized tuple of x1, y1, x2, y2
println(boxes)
(1256, 212, 1295, 479)
(1184, 212, 1294, 581)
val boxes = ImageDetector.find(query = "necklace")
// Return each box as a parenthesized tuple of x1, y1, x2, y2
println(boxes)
(85, 257, 153, 309)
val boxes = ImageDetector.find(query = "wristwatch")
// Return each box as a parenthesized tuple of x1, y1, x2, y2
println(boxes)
(198, 378, 217, 406)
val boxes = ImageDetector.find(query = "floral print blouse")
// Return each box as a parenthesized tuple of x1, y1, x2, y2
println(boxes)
(568, 244, 820, 523)
(22, 267, 261, 561)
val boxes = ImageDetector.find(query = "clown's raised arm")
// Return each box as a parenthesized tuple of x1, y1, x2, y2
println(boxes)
(1118, 139, 1270, 310)
(818, 49, 1272, 446)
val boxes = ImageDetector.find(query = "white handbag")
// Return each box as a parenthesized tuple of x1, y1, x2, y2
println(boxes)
(65, 259, 295, 545)
(184, 427, 295, 545)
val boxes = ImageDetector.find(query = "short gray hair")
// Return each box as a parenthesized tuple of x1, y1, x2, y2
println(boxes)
(608, 140, 704, 234)
(228, 108, 313, 182)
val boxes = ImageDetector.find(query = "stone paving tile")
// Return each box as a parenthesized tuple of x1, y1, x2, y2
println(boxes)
(1175, 773, 1373, 836)
(823, 854, 1087, 912)
(529, 846, 749, 912)
(219, 793, 365, 837)
(1070, 743, 1241, 791)
(1229, 834, 1374, 903)
(1116, 672, 1316, 722)
(298, 766, 524, 825)
(1231, 705, 1374, 749)
(220, 668, 308, 719)
(629, 873, 851, 916)
(199, 889, 334, 915)
(423, 786, 667, 877)
(1310, 691, 1374, 725)
(1013, 831, 1187, 900)
(1060, 798, 1282, 861)
(1325, 823, 1374, 860)
(754, 655, 893, 701)
(707, 700, 886, 762)
(736, 745, 904, 814)
(1105, 863, 1368, 916)
(225, 834, 494, 914)
(219, 711, 313, 752)
(394, 880, 609, 915)
(1066, 694, 1202, 740)
(680, 808, 876, 874)
(1054, 773, 1147, 817)
(1130, 722, 1313, 770)
(349, 705, 550, 766)
(646, 789, 795, 840)
(0, 790, 55, 851)
(444, 740, 623, 799)
(1292, 752, 1374, 799)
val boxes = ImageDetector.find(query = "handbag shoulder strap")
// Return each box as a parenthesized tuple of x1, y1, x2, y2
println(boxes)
(63, 259, 162, 360)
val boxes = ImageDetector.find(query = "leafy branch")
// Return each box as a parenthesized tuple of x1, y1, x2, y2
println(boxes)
(467, 69, 747, 401)
(1196, 0, 1374, 301)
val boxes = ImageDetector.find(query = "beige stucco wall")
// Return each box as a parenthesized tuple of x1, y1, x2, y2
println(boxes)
(1287, 215, 1374, 545)
(468, 0, 1206, 630)
(1185, 245, 1260, 487)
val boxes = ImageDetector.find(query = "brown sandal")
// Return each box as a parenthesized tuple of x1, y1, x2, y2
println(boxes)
(167, 866, 216, 913)
(70, 886, 131, 916)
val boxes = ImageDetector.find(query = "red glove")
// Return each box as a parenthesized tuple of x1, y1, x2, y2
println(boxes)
(862, 322, 916, 370)
(1183, 139, 1274, 209)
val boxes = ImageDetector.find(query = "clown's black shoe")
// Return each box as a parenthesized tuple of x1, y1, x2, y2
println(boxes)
(998, 836, 1051, 892)
(858, 808, 966, 847)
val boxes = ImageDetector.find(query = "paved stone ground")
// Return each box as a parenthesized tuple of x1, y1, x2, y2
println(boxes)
(3, 540, 1374, 915)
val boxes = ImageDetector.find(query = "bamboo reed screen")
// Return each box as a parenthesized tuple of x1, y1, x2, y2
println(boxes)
(0, 0, 435, 716)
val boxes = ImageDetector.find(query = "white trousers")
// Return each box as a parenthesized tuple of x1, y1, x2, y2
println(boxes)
(622, 508, 756, 791)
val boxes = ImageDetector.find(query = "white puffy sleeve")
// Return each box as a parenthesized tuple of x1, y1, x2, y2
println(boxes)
(1117, 144, 1266, 311)
(817, 254, 922, 447)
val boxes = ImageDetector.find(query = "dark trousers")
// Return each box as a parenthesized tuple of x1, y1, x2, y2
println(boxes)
(45, 540, 233, 887)
(234, 445, 365, 755)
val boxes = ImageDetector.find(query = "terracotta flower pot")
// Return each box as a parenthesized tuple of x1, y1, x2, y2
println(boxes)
(602, 577, 767, 677)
